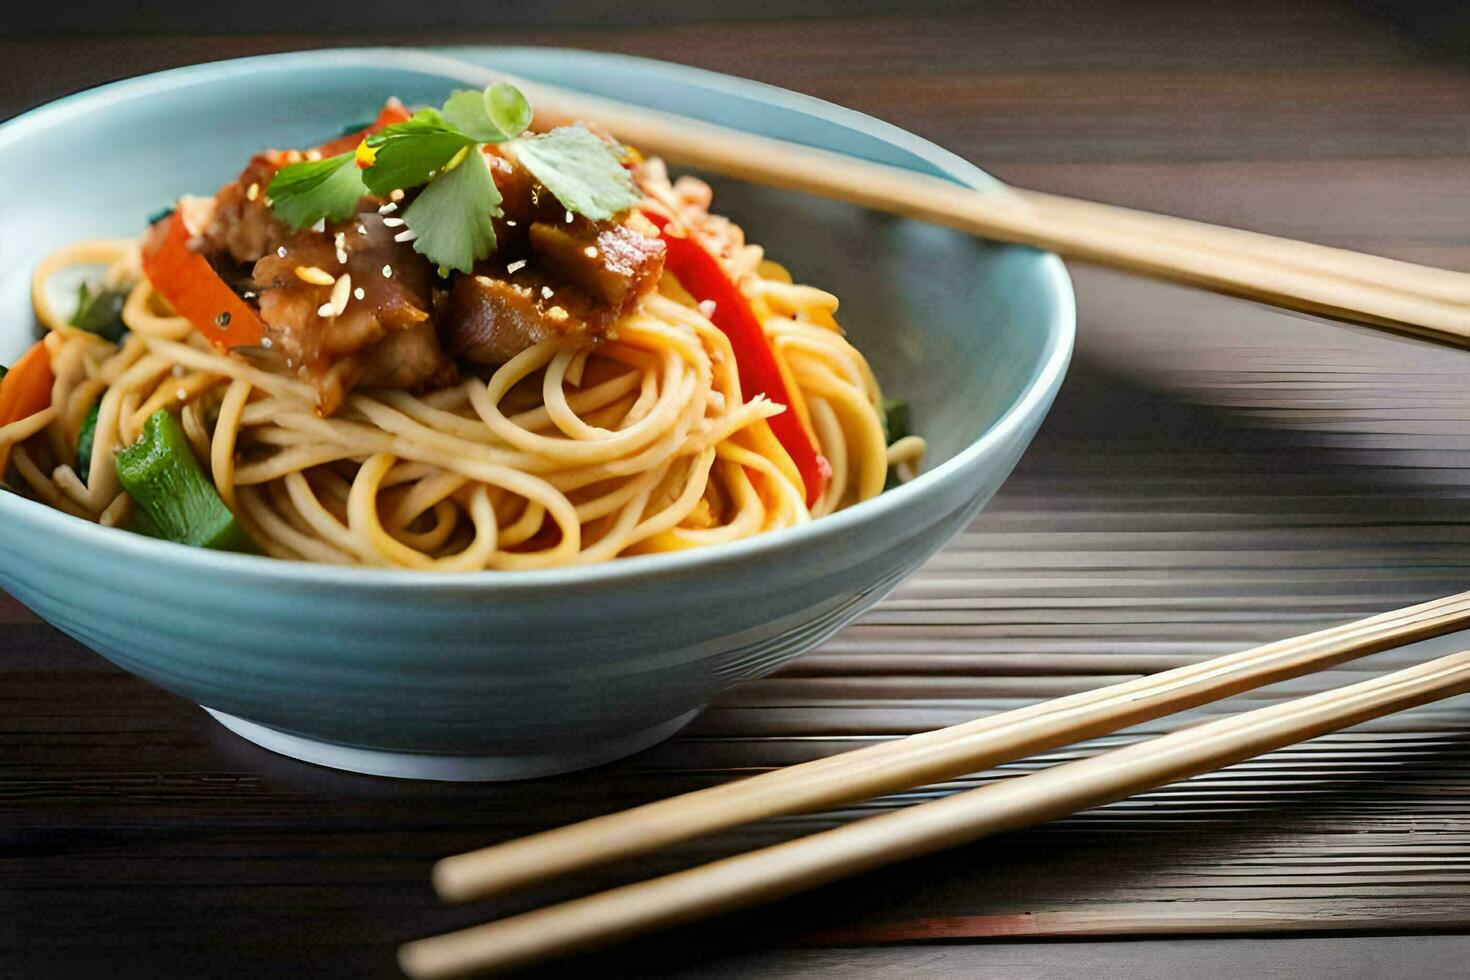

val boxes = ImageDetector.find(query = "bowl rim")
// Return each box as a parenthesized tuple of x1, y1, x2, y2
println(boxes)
(0, 45, 1075, 592)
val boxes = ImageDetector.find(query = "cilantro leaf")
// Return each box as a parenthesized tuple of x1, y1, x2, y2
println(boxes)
(441, 83, 532, 144)
(71, 281, 128, 342)
(267, 152, 367, 229)
(510, 125, 642, 221)
(402, 150, 502, 274)
(362, 109, 475, 197)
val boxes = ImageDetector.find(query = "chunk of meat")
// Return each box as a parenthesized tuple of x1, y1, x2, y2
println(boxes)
(250, 214, 453, 411)
(528, 220, 664, 310)
(440, 266, 612, 366)
(201, 154, 294, 267)
(443, 149, 664, 367)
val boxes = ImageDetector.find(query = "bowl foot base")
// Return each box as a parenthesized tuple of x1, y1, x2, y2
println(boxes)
(200, 706, 703, 781)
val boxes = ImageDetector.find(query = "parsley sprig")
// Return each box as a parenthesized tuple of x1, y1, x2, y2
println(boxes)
(266, 82, 642, 274)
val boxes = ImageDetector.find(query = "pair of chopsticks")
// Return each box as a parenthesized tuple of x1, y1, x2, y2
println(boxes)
(518, 76, 1470, 347)
(399, 589, 1470, 977)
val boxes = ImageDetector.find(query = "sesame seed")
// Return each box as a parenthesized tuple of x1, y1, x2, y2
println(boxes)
(334, 231, 346, 248)
(263, 197, 274, 207)
(583, 246, 599, 258)
(378, 202, 398, 214)
(276, 246, 288, 258)
(541, 286, 554, 299)
(171, 365, 187, 378)
(547, 305, 568, 323)
(260, 337, 273, 349)
(294, 265, 335, 286)
(285, 357, 294, 368)
(316, 302, 335, 317)
(505, 219, 517, 227)
(305, 149, 322, 161)
(328, 273, 352, 317)
(393, 229, 417, 243)
(389, 189, 405, 202)
(381, 217, 405, 228)
(506, 259, 527, 274)
(246, 182, 260, 201)
(243, 290, 256, 299)
(176, 388, 188, 401)
(698, 299, 717, 318)
(310, 218, 326, 233)
(382, 265, 393, 278)
(336, 248, 349, 265)
(356, 224, 366, 235)
(353, 287, 365, 301)
(564, 210, 573, 223)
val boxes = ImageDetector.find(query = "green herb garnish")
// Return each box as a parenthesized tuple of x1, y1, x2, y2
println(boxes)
(402, 147, 503, 275)
(71, 281, 128, 342)
(360, 109, 476, 197)
(268, 82, 638, 273)
(440, 83, 533, 144)
(511, 125, 642, 221)
(265, 152, 367, 230)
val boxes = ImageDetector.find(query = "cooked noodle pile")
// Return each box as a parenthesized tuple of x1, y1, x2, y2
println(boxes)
(10, 174, 924, 570)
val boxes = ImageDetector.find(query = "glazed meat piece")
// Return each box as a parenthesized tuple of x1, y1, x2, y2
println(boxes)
(528, 220, 664, 310)
(442, 152, 665, 366)
(200, 154, 294, 267)
(440, 265, 614, 365)
(251, 214, 454, 411)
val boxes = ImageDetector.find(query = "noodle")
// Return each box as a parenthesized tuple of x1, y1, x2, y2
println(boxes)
(8, 179, 925, 570)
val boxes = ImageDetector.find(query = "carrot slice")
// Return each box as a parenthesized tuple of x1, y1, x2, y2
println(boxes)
(141, 212, 268, 352)
(0, 341, 55, 476)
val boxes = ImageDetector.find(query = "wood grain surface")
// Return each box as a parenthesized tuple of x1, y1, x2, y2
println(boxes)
(5, 3, 1470, 977)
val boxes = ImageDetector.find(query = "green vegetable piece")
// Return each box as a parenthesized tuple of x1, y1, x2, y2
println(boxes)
(266, 152, 368, 230)
(402, 149, 503, 274)
(361, 109, 475, 197)
(441, 83, 532, 144)
(511, 125, 643, 221)
(115, 410, 252, 551)
(71, 281, 127, 342)
(879, 398, 909, 445)
(76, 402, 100, 484)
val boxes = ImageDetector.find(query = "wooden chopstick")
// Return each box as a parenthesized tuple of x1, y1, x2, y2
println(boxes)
(432, 587, 1470, 903)
(514, 76, 1470, 346)
(400, 650, 1470, 978)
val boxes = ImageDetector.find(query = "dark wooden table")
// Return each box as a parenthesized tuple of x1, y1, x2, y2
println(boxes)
(6, 4, 1470, 977)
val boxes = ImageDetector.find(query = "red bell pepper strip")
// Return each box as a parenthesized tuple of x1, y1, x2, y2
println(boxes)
(142, 211, 268, 352)
(644, 210, 829, 507)
(0, 341, 55, 476)
(314, 100, 412, 158)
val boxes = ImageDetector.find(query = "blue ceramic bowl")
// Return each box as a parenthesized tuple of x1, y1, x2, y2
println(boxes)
(0, 48, 1073, 779)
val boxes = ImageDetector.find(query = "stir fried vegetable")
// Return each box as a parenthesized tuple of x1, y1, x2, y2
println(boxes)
(75, 401, 100, 484)
(0, 341, 55, 476)
(643, 211, 829, 507)
(880, 398, 909, 445)
(70, 281, 128, 341)
(115, 409, 252, 551)
(141, 211, 268, 351)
